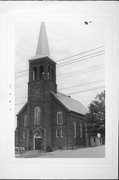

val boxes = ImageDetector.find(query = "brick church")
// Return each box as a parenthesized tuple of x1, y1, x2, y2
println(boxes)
(16, 22, 88, 151)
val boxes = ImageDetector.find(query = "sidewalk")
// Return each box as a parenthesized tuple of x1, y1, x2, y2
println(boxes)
(15, 145, 105, 158)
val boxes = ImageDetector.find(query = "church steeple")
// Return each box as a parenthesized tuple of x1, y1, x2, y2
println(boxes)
(36, 22, 50, 57)
(28, 22, 57, 94)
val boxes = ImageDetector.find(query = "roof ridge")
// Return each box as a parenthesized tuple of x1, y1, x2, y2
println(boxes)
(16, 102, 28, 116)
(57, 91, 86, 107)
(50, 91, 88, 115)
(57, 91, 70, 97)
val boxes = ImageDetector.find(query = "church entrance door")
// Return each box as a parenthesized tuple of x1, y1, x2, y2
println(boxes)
(35, 138, 41, 150)
(33, 131, 42, 150)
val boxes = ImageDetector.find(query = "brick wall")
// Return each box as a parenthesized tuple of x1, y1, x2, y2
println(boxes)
(15, 129, 18, 147)
(51, 98, 69, 149)
(51, 97, 86, 150)
(69, 112, 86, 147)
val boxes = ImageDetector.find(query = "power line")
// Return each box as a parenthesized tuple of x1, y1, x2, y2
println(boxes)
(15, 79, 104, 100)
(67, 86, 105, 95)
(56, 45, 105, 62)
(15, 46, 105, 76)
(15, 69, 29, 75)
(59, 79, 104, 90)
(16, 64, 103, 88)
(58, 63, 103, 77)
(15, 84, 27, 88)
(15, 71, 28, 76)
(15, 52, 104, 79)
(15, 68, 104, 88)
(16, 96, 27, 100)
(58, 49, 104, 66)
(15, 86, 105, 106)
(15, 102, 25, 105)
(15, 47, 105, 106)
(58, 52, 104, 67)
(58, 64, 104, 79)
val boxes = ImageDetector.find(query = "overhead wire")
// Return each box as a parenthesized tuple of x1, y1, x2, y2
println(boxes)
(15, 52, 104, 79)
(15, 79, 104, 100)
(15, 46, 105, 77)
(59, 79, 104, 90)
(15, 85, 105, 106)
(56, 45, 105, 62)
(15, 46, 105, 106)
(15, 63, 104, 88)
(58, 63, 104, 77)
(67, 86, 105, 95)
(57, 50, 104, 65)
(58, 64, 104, 79)
(58, 51, 104, 67)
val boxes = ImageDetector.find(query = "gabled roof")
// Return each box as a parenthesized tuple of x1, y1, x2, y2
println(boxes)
(51, 92, 88, 115)
(17, 93, 88, 117)
(16, 102, 28, 116)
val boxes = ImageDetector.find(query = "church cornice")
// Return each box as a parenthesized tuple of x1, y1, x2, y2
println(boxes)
(29, 56, 56, 65)
(70, 110, 86, 118)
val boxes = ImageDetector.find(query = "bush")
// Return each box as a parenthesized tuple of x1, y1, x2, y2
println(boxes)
(46, 145, 52, 152)
(58, 146, 62, 150)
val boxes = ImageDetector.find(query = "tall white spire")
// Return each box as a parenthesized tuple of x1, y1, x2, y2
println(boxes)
(36, 22, 50, 57)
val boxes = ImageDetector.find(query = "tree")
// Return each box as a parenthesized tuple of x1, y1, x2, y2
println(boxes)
(86, 91, 105, 138)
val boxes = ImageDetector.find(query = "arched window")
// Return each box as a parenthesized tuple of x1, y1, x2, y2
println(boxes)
(23, 130, 26, 139)
(33, 67, 37, 81)
(51, 68, 55, 82)
(34, 107, 41, 125)
(73, 121, 76, 138)
(56, 130, 59, 138)
(85, 128, 87, 138)
(56, 129, 63, 138)
(24, 114, 27, 127)
(60, 129, 63, 138)
(79, 123, 82, 138)
(39, 66, 44, 80)
(57, 111, 63, 125)
(34, 131, 42, 138)
(48, 66, 50, 80)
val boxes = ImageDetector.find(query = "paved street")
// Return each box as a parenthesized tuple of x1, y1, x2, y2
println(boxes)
(16, 145, 105, 158)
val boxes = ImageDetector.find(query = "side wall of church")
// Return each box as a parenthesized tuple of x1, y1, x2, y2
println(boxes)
(68, 112, 86, 148)
(17, 105, 29, 150)
(51, 97, 69, 150)
(51, 96, 86, 150)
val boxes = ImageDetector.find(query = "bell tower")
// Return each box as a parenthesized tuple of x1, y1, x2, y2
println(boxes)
(28, 22, 57, 150)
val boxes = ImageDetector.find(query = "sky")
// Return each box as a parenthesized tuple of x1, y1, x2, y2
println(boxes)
(15, 15, 105, 115)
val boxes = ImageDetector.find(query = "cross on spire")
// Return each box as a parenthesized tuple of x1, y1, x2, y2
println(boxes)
(36, 22, 50, 57)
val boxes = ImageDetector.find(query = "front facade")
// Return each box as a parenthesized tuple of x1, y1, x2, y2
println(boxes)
(16, 22, 88, 151)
